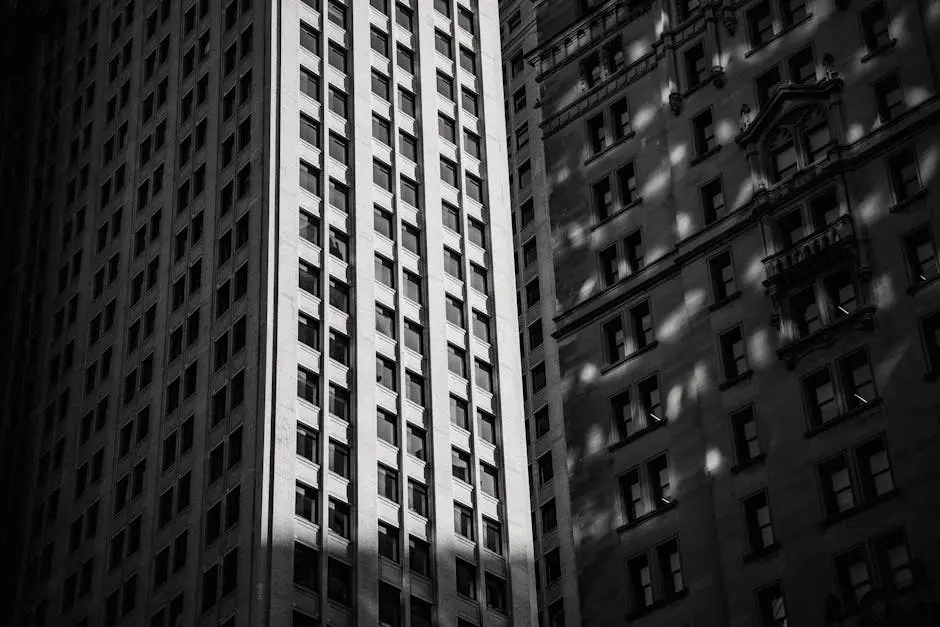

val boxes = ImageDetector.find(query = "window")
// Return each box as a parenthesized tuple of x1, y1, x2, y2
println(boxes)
(756, 66, 783, 107)
(747, 1, 773, 47)
(874, 73, 904, 123)
(860, 1, 891, 52)
(709, 250, 735, 301)
(756, 582, 788, 627)
(406, 371, 425, 405)
(454, 504, 474, 539)
(648, 453, 672, 507)
(483, 518, 502, 554)
(452, 448, 471, 483)
(410, 536, 431, 576)
(295, 482, 317, 523)
(328, 278, 350, 312)
(588, 114, 606, 155)
(376, 356, 397, 391)
(744, 491, 775, 553)
(450, 395, 470, 429)
(731, 406, 761, 464)
(406, 424, 426, 461)
(485, 573, 506, 613)
(328, 498, 350, 538)
(374, 206, 394, 240)
(479, 411, 498, 445)
(834, 547, 872, 610)
(444, 248, 463, 279)
(873, 529, 914, 592)
(603, 317, 626, 365)
(377, 410, 398, 447)
(327, 559, 352, 606)
(593, 177, 613, 221)
(617, 162, 638, 206)
(404, 270, 422, 302)
(684, 42, 707, 89)
(458, 6, 475, 33)
(840, 349, 877, 410)
(328, 87, 347, 118)
(370, 27, 389, 57)
(692, 108, 716, 155)
(299, 66, 320, 100)
(624, 230, 644, 273)
(922, 312, 940, 372)
(787, 47, 815, 84)
(327, 41, 347, 72)
(537, 452, 554, 485)
(399, 131, 418, 162)
(399, 87, 416, 117)
(525, 278, 540, 308)
(299, 113, 319, 147)
(480, 463, 500, 499)
(293, 542, 319, 591)
(790, 286, 822, 336)
(408, 481, 429, 517)
(434, 29, 453, 58)
(856, 436, 894, 500)
(819, 454, 856, 517)
(378, 522, 399, 562)
(296, 423, 318, 463)
(375, 255, 396, 288)
(372, 70, 391, 100)
(404, 319, 424, 354)
(719, 325, 749, 380)
(888, 149, 921, 203)
(378, 464, 399, 503)
(297, 367, 318, 405)
(436, 71, 454, 100)
(456, 559, 477, 599)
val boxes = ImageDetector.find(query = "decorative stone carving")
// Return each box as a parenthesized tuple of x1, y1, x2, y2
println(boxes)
(723, 12, 737, 37)
(740, 104, 753, 132)
(822, 53, 838, 80)
(669, 91, 683, 116)
(711, 66, 726, 89)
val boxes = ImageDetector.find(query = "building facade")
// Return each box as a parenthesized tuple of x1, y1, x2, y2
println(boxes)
(510, 0, 940, 625)
(0, 1, 537, 627)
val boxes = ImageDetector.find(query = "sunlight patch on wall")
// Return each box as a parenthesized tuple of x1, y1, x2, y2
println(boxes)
(566, 223, 588, 249)
(871, 273, 896, 310)
(733, 178, 755, 210)
(629, 38, 653, 62)
(705, 448, 724, 475)
(856, 191, 888, 226)
(919, 145, 939, 185)
(690, 361, 710, 397)
(579, 362, 600, 384)
(875, 341, 910, 384)
(554, 163, 571, 184)
(578, 277, 597, 302)
(743, 254, 766, 288)
(641, 169, 670, 199)
(907, 85, 931, 108)
(846, 121, 866, 143)
(716, 118, 737, 144)
(928, 0, 940, 23)
(656, 8, 668, 36)
(633, 104, 657, 133)
(670, 143, 688, 166)
(658, 289, 707, 342)
(666, 384, 684, 421)
(675, 211, 693, 240)
(584, 424, 607, 457)
(748, 327, 775, 369)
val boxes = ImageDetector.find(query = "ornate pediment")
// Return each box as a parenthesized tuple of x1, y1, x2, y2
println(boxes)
(736, 77, 843, 146)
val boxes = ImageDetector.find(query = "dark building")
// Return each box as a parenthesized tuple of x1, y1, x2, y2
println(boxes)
(510, 0, 940, 625)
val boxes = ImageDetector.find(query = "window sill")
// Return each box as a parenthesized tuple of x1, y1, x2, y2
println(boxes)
(743, 542, 781, 564)
(719, 369, 754, 391)
(730, 453, 766, 475)
(626, 588, 688, 620)
(608, 416, 668, 453)
(601, 341, 660, 375)
(689, 145, 721, 167)
(907, 273, 940, 296)
(804, 397, 883, 439)
(744, 14, 815, 59)
(592, 197, 643, 231)
(888, 188, 928, 214)
(584, 130, 637, 166)
(860, 38, 897, 64)
(616, 500, 677, 534)
(709, 290, 742, 312)
(819, 488, 901, 529)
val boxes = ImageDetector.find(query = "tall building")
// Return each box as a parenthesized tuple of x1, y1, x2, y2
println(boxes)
(504, 0, 940, 626)
(0, 1, 537, 626)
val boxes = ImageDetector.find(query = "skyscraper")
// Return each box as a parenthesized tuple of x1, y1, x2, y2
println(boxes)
(502, 0, 940, 626)
(0, 1, 537, 626)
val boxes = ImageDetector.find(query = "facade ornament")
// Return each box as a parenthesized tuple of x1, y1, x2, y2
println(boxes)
(822, 53, 838, 79)
(711, 66, 726, 89)
(740, 104, 752, 132)
(723, 11, 737, 37)
(669, 91, 683, 116)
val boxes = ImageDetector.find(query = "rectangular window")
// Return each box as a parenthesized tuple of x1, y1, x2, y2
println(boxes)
(328, 498, 350, 538)
(804, 366, 838, 425)
(861, 1, 891, 52)
(874, 73, 904, 122)
(406, 424, 426, 461)
(731, 406, 761, 463)
(624, 230, 644, 274)
(835, 547, 872, 610)
(377, 410, 398, 447)
(452, 448, 471, 483)
(378, 522, 399, 562)
(757, 582, 788, 627)
(889, 149, 921, 203)
(747, 1, 773, 47)
(744, 491, 775, 553)
(839, 349, 876, 410)
(684, 42, 707, 88)
(719, 325, 748, 380)
(856, 436, 894, 500)
(408, 481, 429, 517)
(692, 108, 716, 155)
(378, 464, 399, 503)
(904, 225, 938, 284)
(593, 177, 613, 221)
(454, 504, 474, 539)
(376, 356, 397, 391)
(820, 454, 856, 517)
(922, 311, 940, 372)
(603, 316, 626, 365)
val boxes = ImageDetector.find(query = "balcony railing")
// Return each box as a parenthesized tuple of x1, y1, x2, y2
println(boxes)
(763, 215, 856, 285)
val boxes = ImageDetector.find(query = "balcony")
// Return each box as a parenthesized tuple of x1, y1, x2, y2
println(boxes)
(763, 215, 856, 288)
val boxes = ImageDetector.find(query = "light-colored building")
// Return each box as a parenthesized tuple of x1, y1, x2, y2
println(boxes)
(506, 0, 940, 626)
(0, 1, 537, 626)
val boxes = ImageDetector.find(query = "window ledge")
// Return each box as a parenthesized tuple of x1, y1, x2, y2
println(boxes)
(907, 273, 940, 296)
(625, 588, 689, 620)
(617, 500, 678, 535)
(719, 369, 754, 391)
(591, 197, 643, 231)
(744, 14, 815, 59)
(804, 397, 883, 439)
(743, 542, 781, 564)
(689, 145, 721, 167)
(584, 131, 637, 166)
(730, 453, 767, 475)
(608, 416, 668, 453)
(860, 38, 897, 64)
(709, 290, 742, 312)
(888, 188, 928, 214)
(819, 488, 901, 529)
(601, 340, 660, 375)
